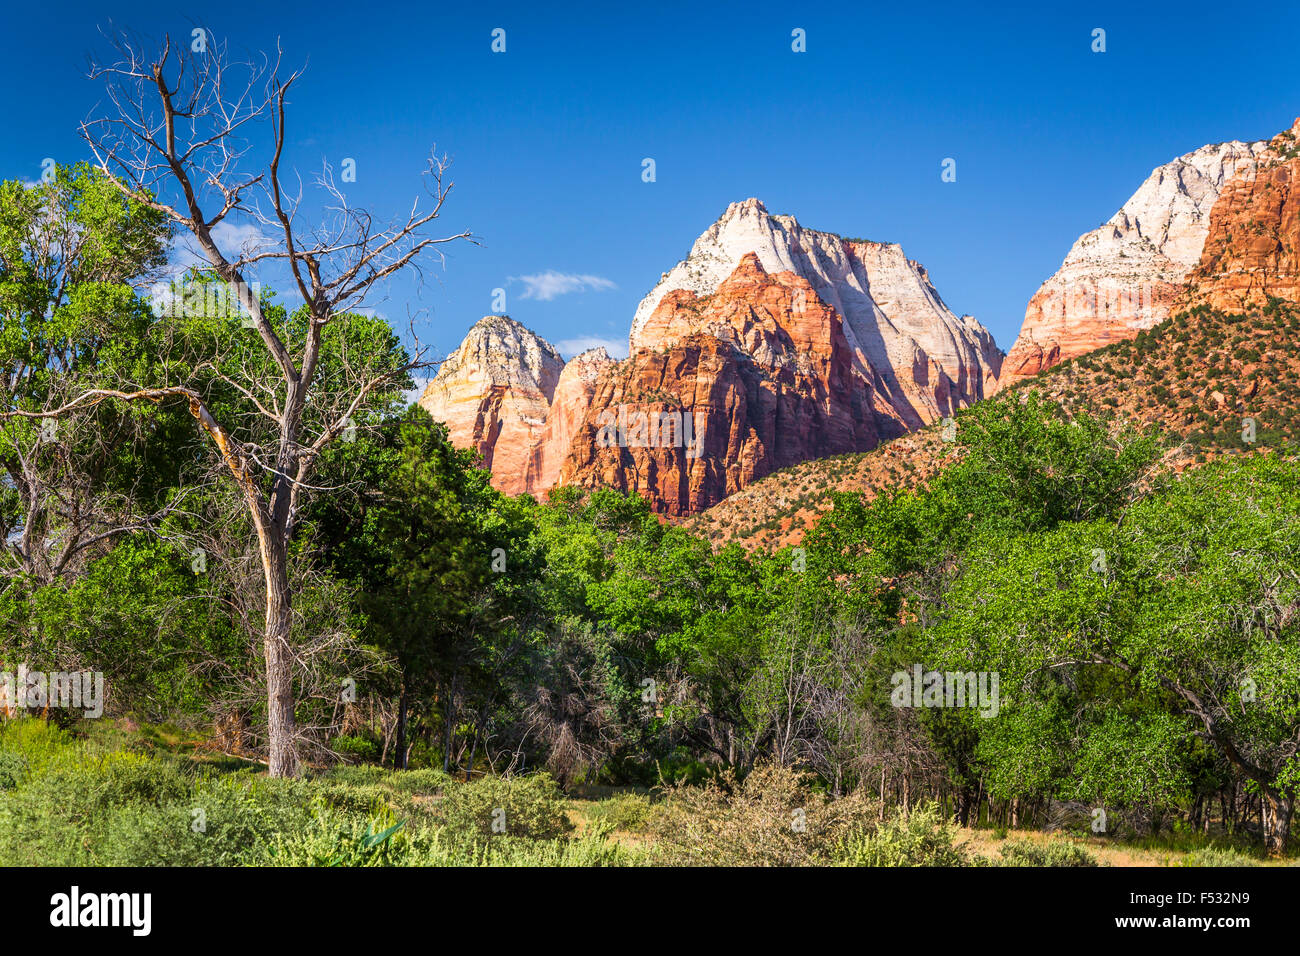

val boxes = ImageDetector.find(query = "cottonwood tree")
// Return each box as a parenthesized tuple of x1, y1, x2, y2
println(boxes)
(0, 163, 178, 588)
(6, 29, 471, 776)
(935, 457, 1300, 854)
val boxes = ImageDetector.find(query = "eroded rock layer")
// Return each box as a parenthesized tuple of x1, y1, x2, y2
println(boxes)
(556, 254, 893, 515)
(1188, 119, 1300, 312)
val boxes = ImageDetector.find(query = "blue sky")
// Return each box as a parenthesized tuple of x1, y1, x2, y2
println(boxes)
(4, 0, 1299, 369)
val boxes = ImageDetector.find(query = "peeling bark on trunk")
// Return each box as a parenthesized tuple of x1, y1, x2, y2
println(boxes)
(262, 539, 297, 778)
(1262, 790, 1293, 857)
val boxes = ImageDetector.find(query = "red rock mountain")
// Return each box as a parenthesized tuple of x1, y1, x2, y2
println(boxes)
(633, 198, 1002, 428)
(999, 119, 1300, 389)
(417, 316, 563, 496)
(1188, 119, 1300, 311)
(997, 137, 1270, 389)
(553, 253, 891, 515)
(420, 200, 1002, 512)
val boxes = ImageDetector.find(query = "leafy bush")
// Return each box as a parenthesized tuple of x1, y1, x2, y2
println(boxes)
(585, 792, 653, 833)
(0, 752, 27, 791)
(0, 718, 72, 777)
(1178, 845, 1260, 867)
(648, 765, 878, 866)
(269, 818, 638, 867)
(996, 838, 1099, 867)
(331, 735, 380, 762)
(385, 768, 452, 796)
(435, 773, 572, 840)
(266, 812, 410, 866)
(97, 773, 318, 866)
(836, 803, 971, 867)
(0, 749, 193, 865)
(308, 765, 451, 818)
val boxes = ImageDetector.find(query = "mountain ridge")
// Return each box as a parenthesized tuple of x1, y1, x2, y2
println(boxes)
(421, 199, 1001, 511)
(420, 118, 1300, 527)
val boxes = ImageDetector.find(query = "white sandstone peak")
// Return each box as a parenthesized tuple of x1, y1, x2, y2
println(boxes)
(631, 198, 1002, 425)
(1060, 139, 1269, 278)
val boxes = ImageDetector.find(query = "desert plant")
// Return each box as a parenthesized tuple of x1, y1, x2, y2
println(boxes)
(836, 803, 971, 867)
(996, 838, 1099, 867)
(648, 765, 878, 866)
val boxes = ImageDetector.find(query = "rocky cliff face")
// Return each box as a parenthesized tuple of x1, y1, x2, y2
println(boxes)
(1187, 119, 1300, 312)
(524, 347, 616, 493)
(555, 253, 889, 515)
(999, 138, 1270, 388)
(422, 200, 997, 514)
(633, 198, 1001, 428)
(417, 315, 563, 496)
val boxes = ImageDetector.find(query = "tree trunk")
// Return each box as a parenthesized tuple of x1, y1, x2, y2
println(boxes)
(263, 539, 297, 778)
(394, 682, 410, 771)
(441, 678, 457, 774)
(956, 785, 975, 827)
(1263, 790, 1292, 857)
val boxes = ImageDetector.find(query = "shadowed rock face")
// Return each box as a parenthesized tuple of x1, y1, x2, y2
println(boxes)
(417, 315, 563, 496)
(1188, 119, 1300, 313)
(555, 254, 891, 515)
(999, 137, 1271, 389)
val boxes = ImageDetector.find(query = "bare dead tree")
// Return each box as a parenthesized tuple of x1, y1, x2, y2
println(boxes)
(6, 28, 472, 775)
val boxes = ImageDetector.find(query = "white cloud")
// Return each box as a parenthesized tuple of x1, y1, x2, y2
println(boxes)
(554, 336, 628, 360)
(511, 271, 617, 302)
(169, 221, 273, 275)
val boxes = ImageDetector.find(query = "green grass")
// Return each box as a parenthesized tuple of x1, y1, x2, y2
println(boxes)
(1, 719, 1292, 867)
(0, 718, 643, 867)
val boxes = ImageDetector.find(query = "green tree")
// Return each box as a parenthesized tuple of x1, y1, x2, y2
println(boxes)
(0, 163, 172, 586)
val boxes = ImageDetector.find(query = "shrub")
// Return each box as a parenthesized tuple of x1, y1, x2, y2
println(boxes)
(269, 815, 641, 867)
(435, 773, 572, 840)
(648, 765, 878, 866)
(585, 792, 653, 833)
(1178, 845, 1259, 867)
(387, 768, 452, 796)
(836, 803, 971, 867)
(996, 838, 1099, 867)
(0, 718, 72, 777)
(98, 773, 318, 866)
(310, 765, 451, 817)
(266, 812, 412, 867)
(0, 752, 27, 791)
(331, 735, 380, 762)
(0, 750, 193, 865)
